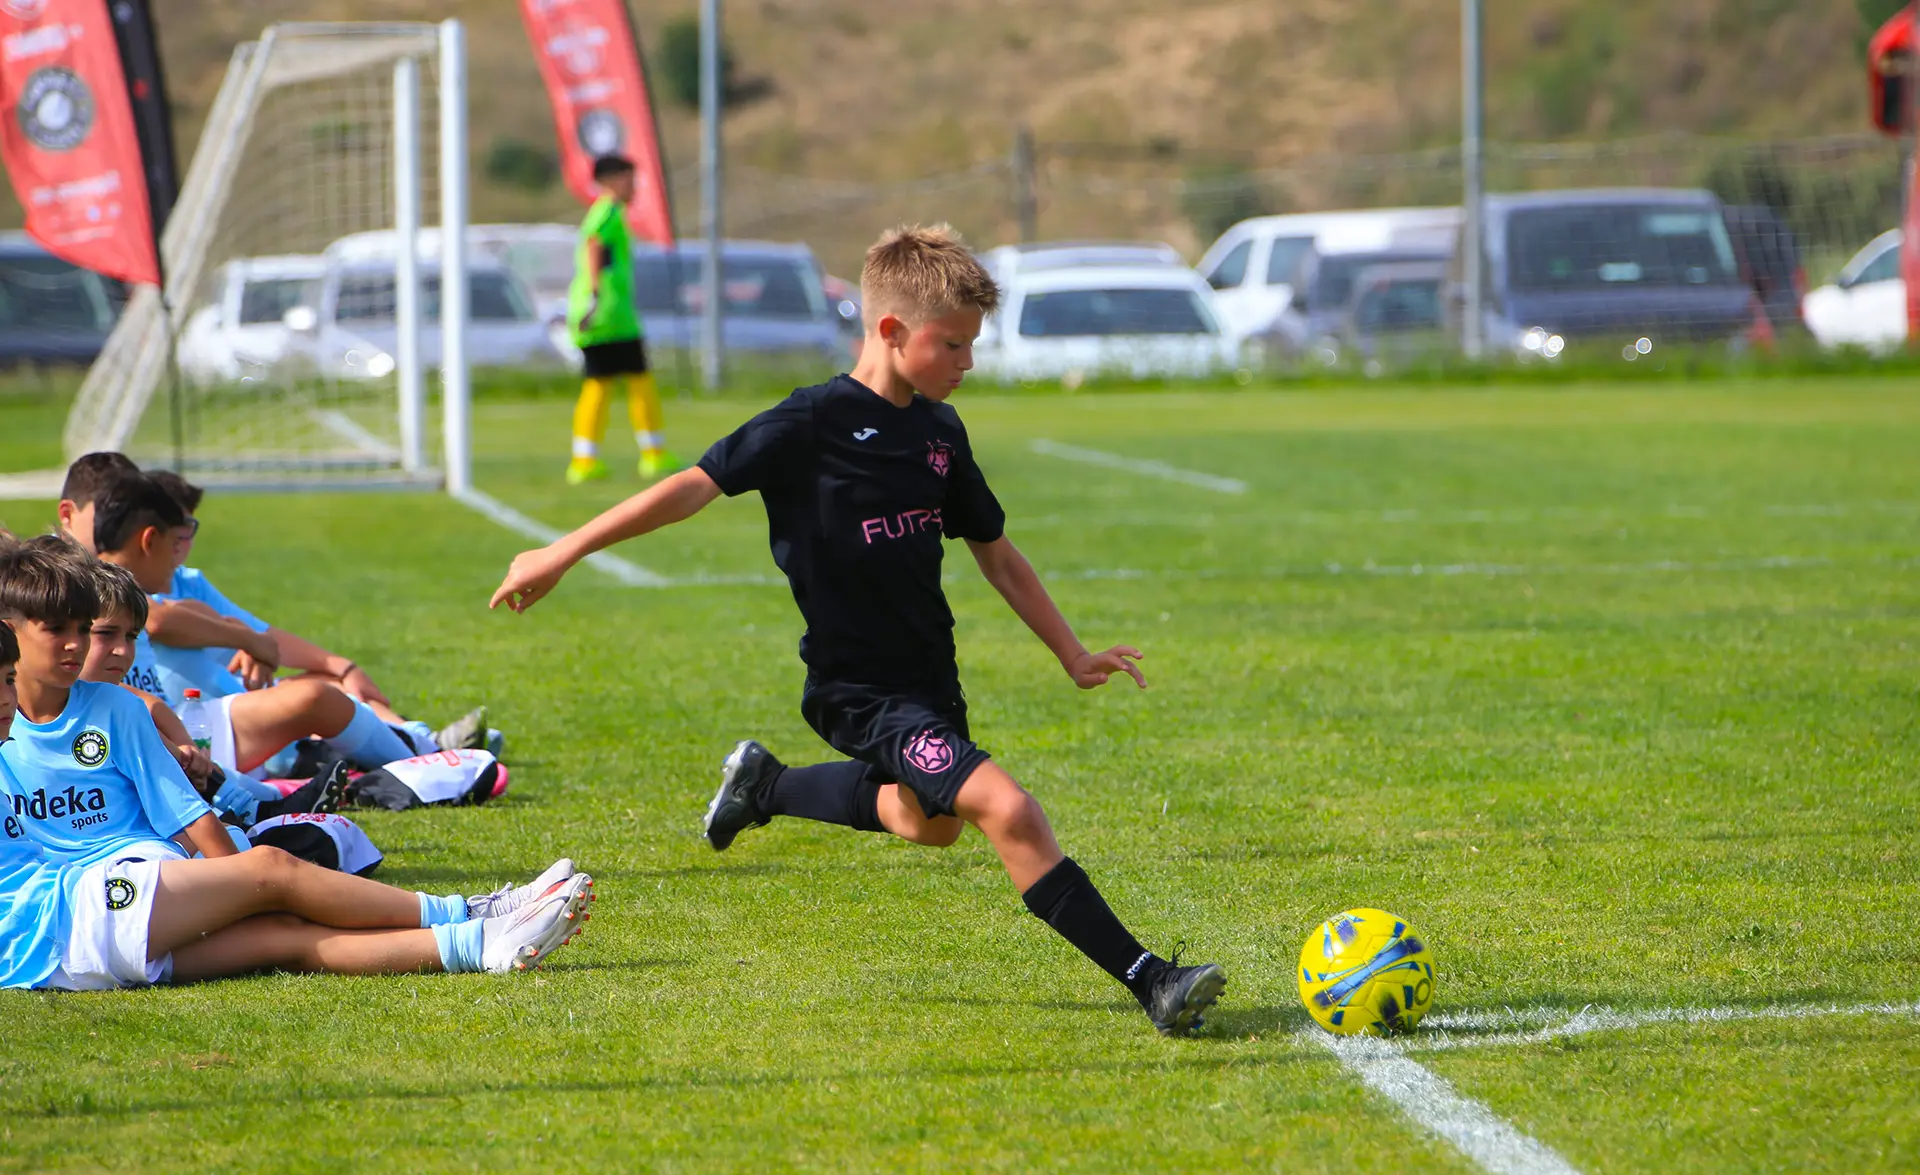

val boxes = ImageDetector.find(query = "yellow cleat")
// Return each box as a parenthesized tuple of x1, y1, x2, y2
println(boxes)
(639, 450, 681, 481)
(565, 457, 608, 486)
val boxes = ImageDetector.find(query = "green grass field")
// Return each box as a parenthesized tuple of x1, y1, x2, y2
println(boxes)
(1, 377, 1917, 1173)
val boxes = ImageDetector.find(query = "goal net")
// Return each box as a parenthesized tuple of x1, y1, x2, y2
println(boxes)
(65, 22, 469, 489)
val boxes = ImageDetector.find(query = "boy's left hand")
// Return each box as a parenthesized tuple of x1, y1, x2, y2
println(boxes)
(1067, 646, 1146, 690)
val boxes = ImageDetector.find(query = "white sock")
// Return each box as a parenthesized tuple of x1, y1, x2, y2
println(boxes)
(635, 431, 662, 451)
(572, 438, 599, 459)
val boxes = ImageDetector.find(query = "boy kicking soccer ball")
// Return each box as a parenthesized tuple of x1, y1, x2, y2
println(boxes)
(491, 224, 1225, 1036)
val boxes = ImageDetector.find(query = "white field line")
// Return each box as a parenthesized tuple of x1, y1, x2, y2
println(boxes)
(1404, 998, 1920, 1054)
(1314, 1032, 1583, 1175)
(1028, 438, 1249, 495)
(1041, 553, 1867, 582)
(1020, 500, 1920, 530)
(451, 487, 670, 588)
(311, 409, 400, 460)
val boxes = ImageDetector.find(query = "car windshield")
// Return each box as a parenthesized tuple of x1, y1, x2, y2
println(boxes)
(1017, 287, 1216, 337)
(496, 241, 576, 298)
(632, 255, 827, 320)
(0, 254, 113, 330)
(1508, 205, 1739, 291)
(238, 277, 312, 325)
(334, 271, 534, 323)
(1264, 237, 1316, 286)
(1354, 280, 1443, 331)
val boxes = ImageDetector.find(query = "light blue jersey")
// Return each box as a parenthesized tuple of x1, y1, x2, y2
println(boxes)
(122, 630, 166, 698)
(151, 566, 270, 706)
(0, 681, 210, 868)
(0, 753, 73, 990)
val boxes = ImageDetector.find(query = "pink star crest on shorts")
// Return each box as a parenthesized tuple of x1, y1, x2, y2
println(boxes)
(925, 441, 953, 478)
(904, 729, 954, 774)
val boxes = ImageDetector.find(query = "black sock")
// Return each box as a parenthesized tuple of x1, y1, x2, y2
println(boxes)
(764, 761, 885, 832)
(1021, 857, 1162, 1005)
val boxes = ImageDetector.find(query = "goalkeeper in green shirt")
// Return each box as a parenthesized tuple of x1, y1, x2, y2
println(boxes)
(566, 154, 676, 485)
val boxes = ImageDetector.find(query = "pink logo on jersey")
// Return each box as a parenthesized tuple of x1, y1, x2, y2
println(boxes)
(926, 441, 953, 478)
(860, 508, 942, 543)
(904, 730, 954, 774)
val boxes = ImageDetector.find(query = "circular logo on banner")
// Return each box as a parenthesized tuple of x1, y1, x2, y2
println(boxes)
(1, 0, 51, 20)
(19, 67, 95, 153)
(72, 729, 109, 768)
(577, 109, 627, 157)
(104, 875, 137, 912)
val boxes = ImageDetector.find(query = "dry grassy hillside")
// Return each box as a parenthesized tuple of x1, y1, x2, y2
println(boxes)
(0, 0, 1887, 270)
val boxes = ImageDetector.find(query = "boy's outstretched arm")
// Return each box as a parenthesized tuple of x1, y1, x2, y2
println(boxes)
(490, 467, 721, 613)
(966, 536, 1145, 690)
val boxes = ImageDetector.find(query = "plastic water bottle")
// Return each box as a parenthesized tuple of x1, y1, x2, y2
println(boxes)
(179, 688, 214, 754)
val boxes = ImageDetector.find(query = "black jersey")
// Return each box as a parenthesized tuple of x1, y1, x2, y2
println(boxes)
(697, 375, 1006, 689)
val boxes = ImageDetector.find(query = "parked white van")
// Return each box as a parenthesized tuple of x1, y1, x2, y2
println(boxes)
(1195, 208, 1462, 339)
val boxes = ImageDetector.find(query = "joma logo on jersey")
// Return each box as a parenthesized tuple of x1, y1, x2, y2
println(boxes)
(860, 508, 942, 544)
(71, 729, 108, 767)
(12, 786, 108, 822)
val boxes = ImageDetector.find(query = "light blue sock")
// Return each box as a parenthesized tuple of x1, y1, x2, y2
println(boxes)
(398, 720, 438, 755)
(431, 918, 487, 973)
(212, 779, 260, 825)
(231, 776, 281, 801)
(326, 701, 415, 770)
(416, 892, 470, 928)
(261, 742, 300, 778)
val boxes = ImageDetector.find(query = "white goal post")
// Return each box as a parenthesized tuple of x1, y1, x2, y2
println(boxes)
(64, 20, 471, 492)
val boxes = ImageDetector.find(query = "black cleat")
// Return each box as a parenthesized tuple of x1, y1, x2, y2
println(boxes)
(255, 760, 351, 821)
(702, 740, 784, 851)
(1146, 952, 1227, 1037)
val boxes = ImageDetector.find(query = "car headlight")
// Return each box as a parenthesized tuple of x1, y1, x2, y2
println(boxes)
(1518, 326, 1566, 359)
(365, 351, 396, 378)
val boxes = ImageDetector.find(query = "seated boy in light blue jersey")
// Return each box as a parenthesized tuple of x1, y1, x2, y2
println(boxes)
(0, 539, 234, 866)
(147, 470, 499, 759)
(80, 474, 427, 777)
(80, 558, 350, 827)
(0, 613, 596, 990)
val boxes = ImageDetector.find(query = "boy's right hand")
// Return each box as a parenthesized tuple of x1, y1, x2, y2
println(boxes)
(490, 544, 574, 613)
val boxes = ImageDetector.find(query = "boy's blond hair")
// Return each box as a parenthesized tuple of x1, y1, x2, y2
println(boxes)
(860, 224, 999, 329)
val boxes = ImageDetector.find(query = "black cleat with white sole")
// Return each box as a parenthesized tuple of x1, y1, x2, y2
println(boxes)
(1145, 954, 1227, 1037)
(702, 740, 784, 851)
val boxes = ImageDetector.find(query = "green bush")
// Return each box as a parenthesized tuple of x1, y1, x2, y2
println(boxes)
(1179, 163, 1275, 244)
(658, 17, 735, 111)
(484, 138, 558, 192)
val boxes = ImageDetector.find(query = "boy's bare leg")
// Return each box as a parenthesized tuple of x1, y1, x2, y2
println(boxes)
(874, 784, 965, 847)
(946, 764, 1063, 887)
(169, 913, 444, 981)
(149, 847, 424, 957)
(950, 761, 1224, 1035)
(228, 677, 356, 771)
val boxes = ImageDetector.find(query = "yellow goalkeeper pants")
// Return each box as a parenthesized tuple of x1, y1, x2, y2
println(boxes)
(571, 373, 664, 459)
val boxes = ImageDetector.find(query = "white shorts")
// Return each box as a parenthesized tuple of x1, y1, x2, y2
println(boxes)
(47, 855, 174, 991)
(211, 693, 241, 775)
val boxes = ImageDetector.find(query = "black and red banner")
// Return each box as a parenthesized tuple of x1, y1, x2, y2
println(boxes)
(0, 0, 170, 286)
(519, 0, 675, 245)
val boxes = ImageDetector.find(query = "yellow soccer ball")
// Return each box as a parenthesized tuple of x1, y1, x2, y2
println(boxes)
(1297, 908, 1435, 1036)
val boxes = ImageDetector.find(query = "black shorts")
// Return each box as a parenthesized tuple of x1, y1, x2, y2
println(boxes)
(800, 678, 992, 818)
(580, 338, 649, 377)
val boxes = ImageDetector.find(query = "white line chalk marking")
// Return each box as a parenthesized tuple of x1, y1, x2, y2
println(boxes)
(311, 409, 400, 460)
(452, 487, 670, 588)
(1315, 1032, 1583, 1175)
(1406, 998, 1920, 1054)
(1029, 438, 1248, 494)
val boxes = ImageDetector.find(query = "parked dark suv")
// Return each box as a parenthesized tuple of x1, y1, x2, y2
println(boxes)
(0, 232, 125, 367)
(1450, 189, 1757, 358)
